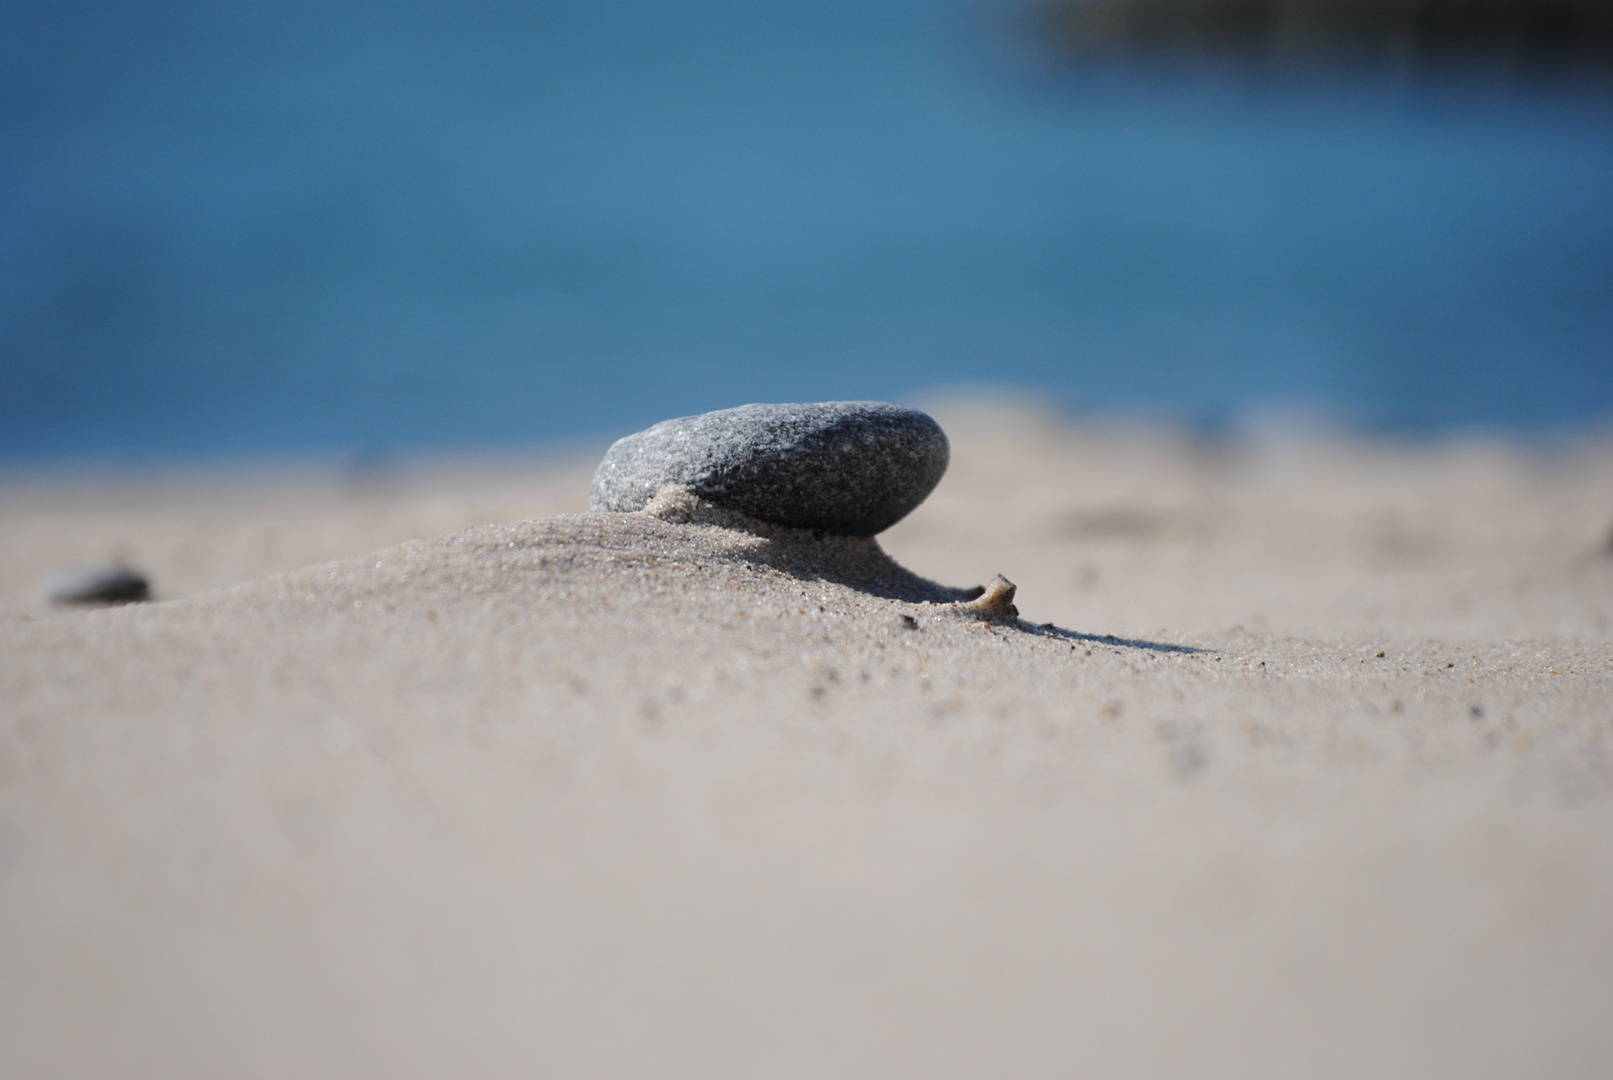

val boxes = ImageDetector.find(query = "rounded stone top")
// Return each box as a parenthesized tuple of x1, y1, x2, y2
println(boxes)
(590, 401, 949, 536)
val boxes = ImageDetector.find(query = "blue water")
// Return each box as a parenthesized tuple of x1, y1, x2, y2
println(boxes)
(3, 0, 1611, 458)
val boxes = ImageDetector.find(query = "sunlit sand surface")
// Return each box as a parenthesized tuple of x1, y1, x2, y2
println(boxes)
(3, 401, 1611, 1078)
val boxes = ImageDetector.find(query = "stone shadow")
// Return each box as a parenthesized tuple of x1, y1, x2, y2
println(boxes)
(1017, 622, 1207, 655)
(645, 487, 982, 603)
(641, 489, 1210, 655)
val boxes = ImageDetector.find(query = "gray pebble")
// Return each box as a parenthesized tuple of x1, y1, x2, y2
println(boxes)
(591, 401, 949, 536)
(45, 564, 151, 605)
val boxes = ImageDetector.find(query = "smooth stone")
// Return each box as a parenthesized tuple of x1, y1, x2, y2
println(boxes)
(591, 401, 949, 536)
(45, 564, 151, 605)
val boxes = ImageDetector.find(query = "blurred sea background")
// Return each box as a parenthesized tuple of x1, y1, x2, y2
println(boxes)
(3, 0, 1611, 460)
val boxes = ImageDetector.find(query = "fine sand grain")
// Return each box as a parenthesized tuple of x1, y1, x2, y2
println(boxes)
(2, 402, 1611, 1079)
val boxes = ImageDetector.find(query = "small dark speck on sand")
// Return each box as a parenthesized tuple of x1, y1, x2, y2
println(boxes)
(1169, 743, 1209, 781)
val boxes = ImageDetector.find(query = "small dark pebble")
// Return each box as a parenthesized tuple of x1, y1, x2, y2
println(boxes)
(45, 564, 151, 605)
(1469, 704, 1485, 719)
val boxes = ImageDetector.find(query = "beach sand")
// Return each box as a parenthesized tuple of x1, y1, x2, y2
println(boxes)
(2, 401, 1611, 1078)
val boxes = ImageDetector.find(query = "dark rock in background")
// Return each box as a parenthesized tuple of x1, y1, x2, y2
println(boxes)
(1034, 0, 1613, 71)
(46, 564, 152, 605)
